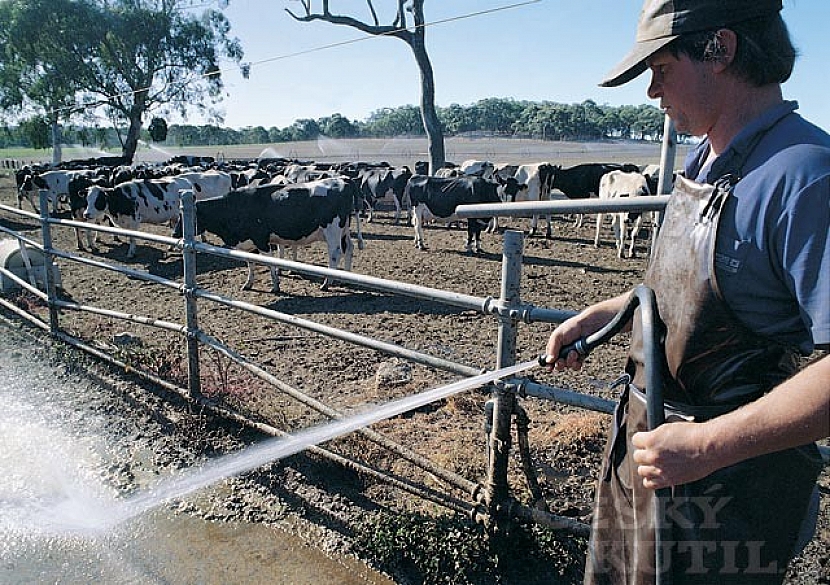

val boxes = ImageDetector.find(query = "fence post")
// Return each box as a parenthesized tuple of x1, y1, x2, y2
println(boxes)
(496, 230, 523, 370)
(652, 115, 677, 253)
(39, 190, 60, 334)
(481, 230, 525, 534)
(180, 191, 202, 398)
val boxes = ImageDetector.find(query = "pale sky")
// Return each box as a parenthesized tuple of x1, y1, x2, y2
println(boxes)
(179, 0, 829, 133)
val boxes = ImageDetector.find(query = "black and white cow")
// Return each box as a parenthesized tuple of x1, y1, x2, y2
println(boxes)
(404, 175, 504, 254)
(388, 166, 414, 225)
(550, 162, 641, 228)
(66, 174, 110, 250)
(360, 166, 413, 225)
(173, 177, 362, 293)
(173, 170, 233, 200)
(360, 168, 396, 223)
(594, 170, 652, 258)
(459, 159, 495, 180)
(506, 162, 556, 237)
(18, 169, 96, 215)
(83, 177, 193, 258)
(414, 161, 430, 176)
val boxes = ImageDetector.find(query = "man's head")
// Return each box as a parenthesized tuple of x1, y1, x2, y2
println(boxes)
(601, 0, 793, 88)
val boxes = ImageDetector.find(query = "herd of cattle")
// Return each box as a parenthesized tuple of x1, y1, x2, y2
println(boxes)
(11, 154, 669, 292)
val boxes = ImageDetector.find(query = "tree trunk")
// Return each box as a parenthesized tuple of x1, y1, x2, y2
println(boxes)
(50, 119, 62, 165)
(121, 109, 142, 165)
(411, 38, 445, 174)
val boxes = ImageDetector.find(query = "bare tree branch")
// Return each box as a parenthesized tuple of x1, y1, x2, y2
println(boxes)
(286, 1, 413, 42)
(366, 0, 379, 27)
(285, 1, 445, 171)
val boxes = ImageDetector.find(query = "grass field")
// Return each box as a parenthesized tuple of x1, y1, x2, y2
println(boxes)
(0, 136, 691, 171)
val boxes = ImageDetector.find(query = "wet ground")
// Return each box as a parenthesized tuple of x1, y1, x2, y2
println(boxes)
(0, 317, 392, 585)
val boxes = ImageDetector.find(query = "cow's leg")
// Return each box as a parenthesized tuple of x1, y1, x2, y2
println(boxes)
(242, 261, 256, 290)
(392, 198, 401, 225)
(342, 231, 354, 272)
(594, 212, 604, 248)
(627, 215, 643, 258)
(74, 227, 85, 251)
(126, 236, 137, 259)
(19, 193, 39, 214)
(321, 230, 352, 291)
(528, 214, 539, 236)
(465, 225, 476, 256)
(612, 215, 625, 258)
(268, 263, 280, 292)
(351, 208, 365, 251)
(413, 211, 426, 250)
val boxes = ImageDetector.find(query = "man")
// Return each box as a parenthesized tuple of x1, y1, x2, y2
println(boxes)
(545, 1, 829, 583)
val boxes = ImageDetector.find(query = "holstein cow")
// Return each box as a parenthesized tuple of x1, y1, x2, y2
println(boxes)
(389, 166, 414, 225)
(173, 177, 362, 293)
(174, 170, 233, 200)
(83, 177, 193, 258)
(594, 170, 652, 258)
(404, 175, 503, 254)
(67, 174, 111, 250)
(506, 162, 556, 237)
(359, 168, 395, 223)
(360, 166, 413, 225)
(18, 169, 96, 215)
(549, 162, 640, 229)
(459, 159, 495, 180)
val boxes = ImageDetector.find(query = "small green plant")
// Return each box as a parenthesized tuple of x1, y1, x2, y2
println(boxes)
(353, 510, 587, 584)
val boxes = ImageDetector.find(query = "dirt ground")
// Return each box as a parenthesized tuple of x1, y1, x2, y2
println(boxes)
(0, 152, 826, 584)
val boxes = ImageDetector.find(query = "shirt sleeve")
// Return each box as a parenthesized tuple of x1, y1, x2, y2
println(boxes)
(775, 174, 830, 347)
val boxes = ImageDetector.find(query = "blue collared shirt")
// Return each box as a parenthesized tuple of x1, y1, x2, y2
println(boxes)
(686, 101, 830, 354)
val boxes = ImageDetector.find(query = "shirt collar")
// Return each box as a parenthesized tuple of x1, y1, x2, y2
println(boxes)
(706, 101, 798, 182)
(693, 101, 799, 182)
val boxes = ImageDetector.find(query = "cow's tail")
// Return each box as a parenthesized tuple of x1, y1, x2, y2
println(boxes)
(353, 204, 365, 251)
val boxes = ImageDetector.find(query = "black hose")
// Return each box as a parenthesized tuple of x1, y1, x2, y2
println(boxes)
(541, 284, 671, 585)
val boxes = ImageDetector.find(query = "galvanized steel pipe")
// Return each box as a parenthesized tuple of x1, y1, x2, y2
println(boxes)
(455, 195, 670, 220)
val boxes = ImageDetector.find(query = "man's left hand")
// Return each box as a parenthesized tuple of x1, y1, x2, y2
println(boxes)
(631, 422, 718, 489)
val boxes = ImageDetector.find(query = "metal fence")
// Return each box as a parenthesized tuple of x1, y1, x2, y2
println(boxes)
(2, 187, 824, 538)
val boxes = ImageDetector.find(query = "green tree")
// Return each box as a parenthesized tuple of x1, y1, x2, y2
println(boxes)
(439, 103, 476, 135)
(318, 113, 357, 138)
(287, 1, 445, 173)
(76, 0, 246, 163)
(364, 105, 423, 137)
(0, 0, 247, 163)
(18, 115, 51, 149)
(288, 118, 321, 141)
(470, 98, 525, 135)
(0, 0, 99, 162)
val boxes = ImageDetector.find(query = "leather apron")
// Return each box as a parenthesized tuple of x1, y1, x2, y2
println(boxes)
(584, 176, 823, 585)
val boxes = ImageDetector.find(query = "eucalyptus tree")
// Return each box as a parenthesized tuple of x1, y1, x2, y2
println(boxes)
(286, 0, 445, 173)
(364, 105, 423, 137)
(0, 0, 246, 163)
(76, 0, 246, 163)
(0, 0, 98, 162)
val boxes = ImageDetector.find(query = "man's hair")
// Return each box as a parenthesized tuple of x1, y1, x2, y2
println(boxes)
(667, 14, 797, 86)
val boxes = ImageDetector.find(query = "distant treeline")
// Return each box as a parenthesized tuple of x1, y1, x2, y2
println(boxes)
(1, 98, 671, 150)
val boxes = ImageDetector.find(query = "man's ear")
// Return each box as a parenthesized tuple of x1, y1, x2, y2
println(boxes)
(711, 28, 738, 73)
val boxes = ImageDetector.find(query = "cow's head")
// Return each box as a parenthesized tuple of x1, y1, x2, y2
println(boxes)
(83, 186, 109, 220)
(494, 175, 528, 203)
